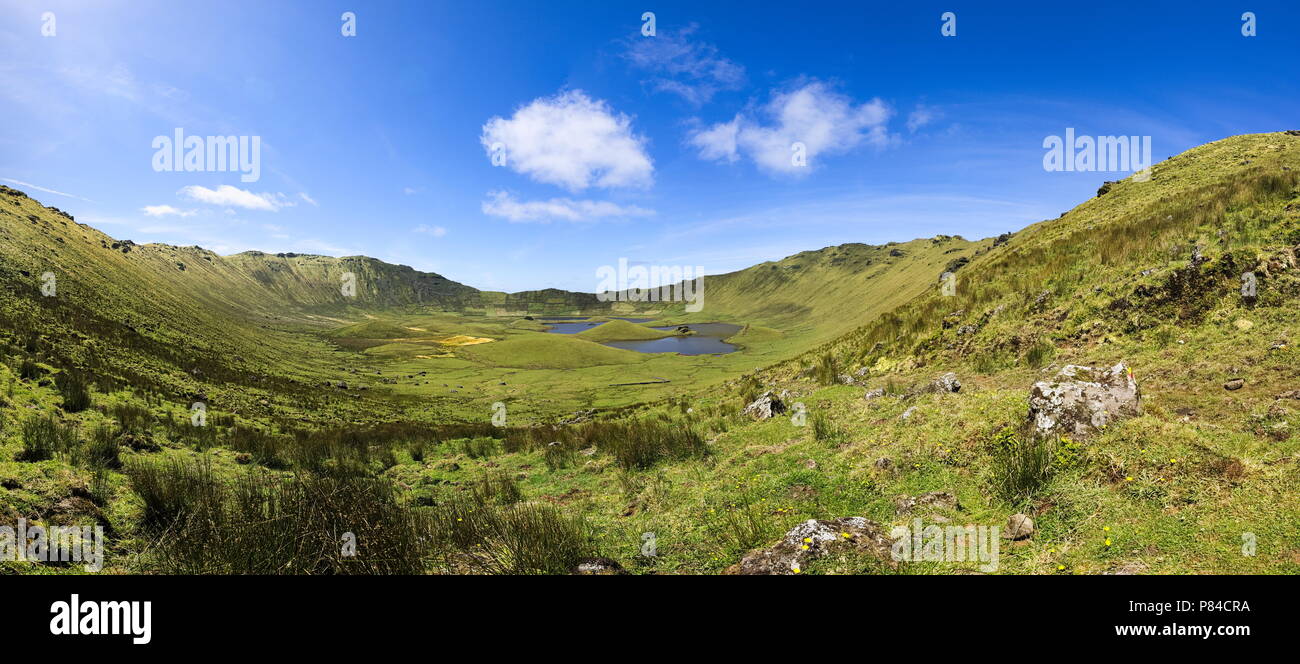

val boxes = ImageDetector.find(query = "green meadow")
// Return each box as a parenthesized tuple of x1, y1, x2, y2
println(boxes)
(1, 132, 1298, 574)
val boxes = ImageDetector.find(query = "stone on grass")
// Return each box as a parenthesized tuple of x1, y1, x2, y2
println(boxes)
(742, 391, 786, 420)
(1002, 514, 1035, 540)
(1027, 363, 1140, 438)
(726, 517, 895, 575)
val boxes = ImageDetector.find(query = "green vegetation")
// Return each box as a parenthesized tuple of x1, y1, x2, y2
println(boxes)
(575, 319, 674, 342)
(1, 132, 1298, 575)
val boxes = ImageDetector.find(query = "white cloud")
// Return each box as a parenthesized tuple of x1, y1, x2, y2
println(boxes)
(403, 186, 424, 195)
(298, 192, 318, 207)
(413, 224, 447, 237)
(687, 116, 741, 163)
(623, 25, 745, 105)
(907, 105, 940, 133)
(480, 90, 653, 192)
(142, 204, 196, 217)
(481, 190, 655, 223)
(689, 82, 894, 176)
(178, 185, 294, 211)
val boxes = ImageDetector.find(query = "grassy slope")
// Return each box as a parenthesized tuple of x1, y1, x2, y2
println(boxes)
(575, 319, 674, 342)
(387, 132, 1300, 574)
(3, 132, 1296, 575)
(643, 237, 985, 345)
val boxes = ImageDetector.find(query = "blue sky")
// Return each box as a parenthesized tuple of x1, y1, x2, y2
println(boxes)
(1, 0, 1296, 292)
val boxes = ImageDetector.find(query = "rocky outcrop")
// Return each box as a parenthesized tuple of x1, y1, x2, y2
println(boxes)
(1027, 363, 1140, 438)
(742, 391, 786, 420)
(726, 517, 895, 575)
(931, 372, 961, 393)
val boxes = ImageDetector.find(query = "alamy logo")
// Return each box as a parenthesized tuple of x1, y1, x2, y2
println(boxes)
(341, 271, 357, 297)
(1, 519, 103, 572)
(940, 271, 957, 297)
(890, 519, 1000, 572)
(491, 401, 507, 427)
(641, 12, 656, 37)
(40, 271, 57, 297)
(151, 129, 261, 183)
(1241, 271, 1257, 301)
(1043, 129, 1151, 180)
(50, 595, 151, 645)
(641, 532, 657, 557)
(790, 402, 807, 427)
(596, 258, 705, 313)
(41, 12, 56, 37)
(190, 402, 206, 427)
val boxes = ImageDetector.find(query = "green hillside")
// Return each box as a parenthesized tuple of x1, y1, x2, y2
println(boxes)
(2, 132, 1297, 576)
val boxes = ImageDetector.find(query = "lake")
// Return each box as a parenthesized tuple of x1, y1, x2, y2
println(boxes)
(542, 319, 741, 355)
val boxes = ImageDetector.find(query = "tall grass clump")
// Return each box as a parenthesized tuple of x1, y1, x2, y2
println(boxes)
(429, 493, 599, 575)
(988, 427, 1055, 505)
(708, 498, 778, 555)
(80, 423, 122, 469)
(543, 441, 578, 471)
(18, 413, 77, 461)
(147, 469, 432, 574)
(125, 456, 222, 532)
(56, 370, 92, 413)
(474, 471, 524, 505)
(591, 419, 708, 471)
(812, 352, 839, 385)
(810, 410, 843, 444)
(455, 436, 498, 459)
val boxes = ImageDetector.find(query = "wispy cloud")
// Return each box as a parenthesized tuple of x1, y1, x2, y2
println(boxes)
(906, 104, 940, 133)
(297, 192, 318, 207)
(142, 204, 196, 217)
(481, 190, 654, 223)
(623, 24, 745, 106)
(413, 224, 447, 237)
(1, 178, 96, 203)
